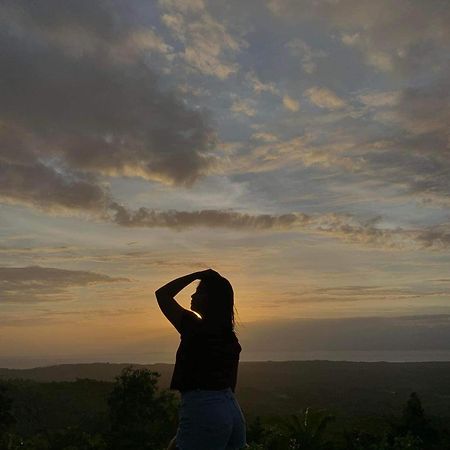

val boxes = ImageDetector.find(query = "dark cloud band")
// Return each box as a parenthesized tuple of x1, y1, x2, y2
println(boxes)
(0, 266, 129, 303)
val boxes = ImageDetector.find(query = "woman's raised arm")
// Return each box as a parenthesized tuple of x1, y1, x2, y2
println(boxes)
(155, 270, 215, 330)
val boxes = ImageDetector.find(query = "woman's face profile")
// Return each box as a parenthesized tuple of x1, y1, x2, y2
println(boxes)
(190, 284, 208, 315)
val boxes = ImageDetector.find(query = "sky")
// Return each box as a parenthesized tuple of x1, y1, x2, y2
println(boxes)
(1, 0, 450, 368)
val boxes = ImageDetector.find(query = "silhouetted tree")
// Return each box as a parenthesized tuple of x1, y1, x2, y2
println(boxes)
(0, 384, 15, 431)
(397, 392, 435, 445)
(281, 408, 335, 450)
(107, 367, 177, 450)
(401, 393, 426, 435)
(247, 416, 265, 445)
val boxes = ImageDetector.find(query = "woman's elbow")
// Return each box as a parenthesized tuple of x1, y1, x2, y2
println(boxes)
(155, 288, 169, 302)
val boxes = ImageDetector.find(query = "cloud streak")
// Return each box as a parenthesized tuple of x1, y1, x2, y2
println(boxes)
(108, 204, 450, 251)
(0, 266, 129, 303)
(273, 284, 448, 306)
(109, 202, 306, 230)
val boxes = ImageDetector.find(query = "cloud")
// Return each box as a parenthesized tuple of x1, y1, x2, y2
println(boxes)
(250, 132, 279, 143)
(0, 266, 129, 303)
(246, 78, 449, 204)
(1, 1, 175, 63)
(259, 2, 450, 205)
(276, 284, 447, 305)
(109, 203, 308, 230)
(305, 87, 347, 110)
(223, 134, 359, 176)
(231, 98, 257, 117)
(159, 0, 245, 79)
(282, 95, 300, 112)
(415, 223, 450, 251)
(119, 29, 175, 60)
(310, 214, 450, 252)
(108, 203, 450, 251)
(350, 78, 450, 203)
(0, 161, 110, 214)
(0, 0, 216, 214)
(245, 72, 279, 95)
(0, 307, 145, 327)
(358, 91, 400, 108)
(311, 213, 408, 249)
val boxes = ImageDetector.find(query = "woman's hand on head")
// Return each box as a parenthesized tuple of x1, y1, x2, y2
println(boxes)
(199, 268, 221, 279)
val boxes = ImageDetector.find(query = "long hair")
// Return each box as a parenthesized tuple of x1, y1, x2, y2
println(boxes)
(197, 275, 235, 331)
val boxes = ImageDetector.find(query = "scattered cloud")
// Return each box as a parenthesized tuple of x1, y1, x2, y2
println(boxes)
(231, 98, 257, 117)
(305, 87, 347, 110)
(282, 284, 448, 303)
(260, 282, 449, 307)
(282, 95, 300, 112)
(358, 90, 400, 108)
(245, 72, 279, 95)
(250, 132, 279, 143)
(159, 0, 246, 79)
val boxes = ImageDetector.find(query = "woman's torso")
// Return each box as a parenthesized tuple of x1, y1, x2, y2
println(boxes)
(170, 310, 241, 392)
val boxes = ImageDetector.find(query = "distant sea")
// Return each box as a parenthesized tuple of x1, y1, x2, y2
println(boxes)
(2, 350, 450, 369)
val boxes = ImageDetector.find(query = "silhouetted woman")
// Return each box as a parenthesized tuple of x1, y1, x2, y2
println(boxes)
(155, 269, 246, 450)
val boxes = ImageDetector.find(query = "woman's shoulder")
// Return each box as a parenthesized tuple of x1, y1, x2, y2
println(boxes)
(177, 309, 202, 335)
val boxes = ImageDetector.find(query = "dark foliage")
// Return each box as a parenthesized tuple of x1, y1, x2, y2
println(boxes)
(0, 384, 15, 431)
(107, 367, 177, 450)
(0, 383, 16, 450)
(0, 364, 449, 449)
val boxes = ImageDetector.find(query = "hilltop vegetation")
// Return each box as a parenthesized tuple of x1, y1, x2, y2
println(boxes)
(0, 362, 449, 449)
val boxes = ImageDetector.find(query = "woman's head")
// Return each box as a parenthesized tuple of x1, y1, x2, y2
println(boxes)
(191, 274, 235, 330)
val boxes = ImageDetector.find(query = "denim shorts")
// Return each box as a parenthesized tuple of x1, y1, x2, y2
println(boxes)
(176, 388, 247, 450)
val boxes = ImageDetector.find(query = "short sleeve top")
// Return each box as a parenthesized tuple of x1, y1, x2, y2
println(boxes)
(170, 309, 241, 392)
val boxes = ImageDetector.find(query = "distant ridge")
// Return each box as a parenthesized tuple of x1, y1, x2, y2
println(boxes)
(0, 362, 174, 386)
(1, 360, 450, 384)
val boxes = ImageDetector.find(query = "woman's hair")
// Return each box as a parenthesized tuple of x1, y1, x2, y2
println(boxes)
(198, 275, 235, 330)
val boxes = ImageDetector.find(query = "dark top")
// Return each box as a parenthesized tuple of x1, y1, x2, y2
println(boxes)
(170, 309, 241, 392)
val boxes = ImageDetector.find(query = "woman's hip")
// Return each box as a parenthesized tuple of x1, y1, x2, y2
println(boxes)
(177, 388, 246, 449)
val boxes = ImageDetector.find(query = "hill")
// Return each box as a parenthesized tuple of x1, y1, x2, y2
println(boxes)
(2, 360, 450, 419)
